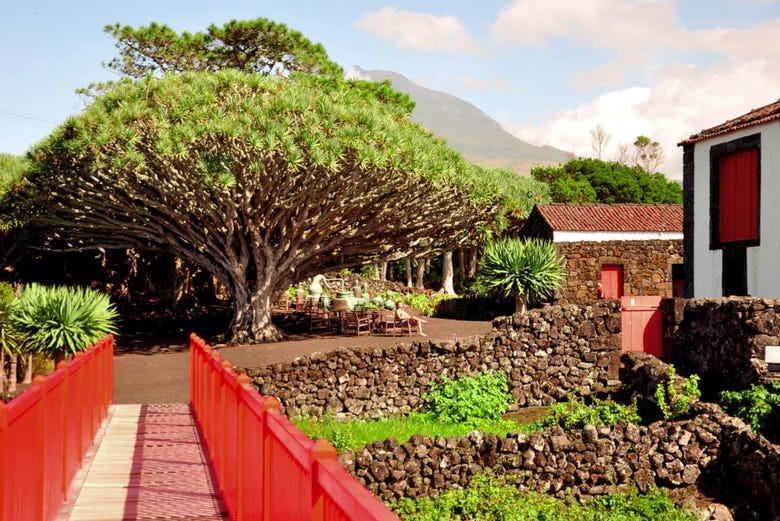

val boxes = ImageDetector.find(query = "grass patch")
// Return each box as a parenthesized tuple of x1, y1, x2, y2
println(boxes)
(392, 472, 698, 521)
(293, 411, 520, 451)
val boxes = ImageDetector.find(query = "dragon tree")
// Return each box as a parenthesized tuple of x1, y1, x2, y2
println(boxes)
(19, 71, 495, 342)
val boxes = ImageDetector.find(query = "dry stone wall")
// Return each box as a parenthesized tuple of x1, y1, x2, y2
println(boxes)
(341, 351, 779, 520)
(662, 297, 780, 396)
(245, 301, 622, 419)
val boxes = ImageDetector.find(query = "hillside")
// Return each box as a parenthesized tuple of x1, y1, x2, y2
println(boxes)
(348, 67, 572, 174)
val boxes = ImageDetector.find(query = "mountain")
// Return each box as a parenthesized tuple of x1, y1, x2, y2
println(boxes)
(347, 66, 572, 175)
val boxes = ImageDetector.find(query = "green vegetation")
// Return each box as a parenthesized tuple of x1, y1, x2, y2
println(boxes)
(720, 382, 780, 435)
(392, 472, 697, 521)
(11, 283, 118, 362)
(480, 237, 564, 313)
(402, 292, 455, 317)
(529, 395, 640, 432)
(531, 158, 682, 204)
(655, 365, 701, 421)
(295, 371, 517, 450)
(294, 411, 517, 452)
(424, 371, 512, 425)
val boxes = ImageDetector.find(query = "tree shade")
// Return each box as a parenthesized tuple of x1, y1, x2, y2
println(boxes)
(19, 71, 495, 342)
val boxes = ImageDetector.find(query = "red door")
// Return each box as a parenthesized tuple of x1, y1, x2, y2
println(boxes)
(601, 265, 623, 299)
(621, 296, 663, 357)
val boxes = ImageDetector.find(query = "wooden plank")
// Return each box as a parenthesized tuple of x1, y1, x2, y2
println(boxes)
(59, 404, 227, 521)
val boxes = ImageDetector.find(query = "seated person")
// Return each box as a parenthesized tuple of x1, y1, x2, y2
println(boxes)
(395, 301, 427, 336)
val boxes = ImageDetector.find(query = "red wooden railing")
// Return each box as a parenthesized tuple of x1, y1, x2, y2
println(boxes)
(0, 335, 114, 521)
(189, 334, 400, 521)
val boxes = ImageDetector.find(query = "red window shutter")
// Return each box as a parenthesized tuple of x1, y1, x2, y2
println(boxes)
(719, 148, 758, 243)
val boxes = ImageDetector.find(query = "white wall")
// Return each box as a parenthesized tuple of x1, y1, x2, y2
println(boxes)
(693, 121, 780, 297)
(553, 231, 682, 243)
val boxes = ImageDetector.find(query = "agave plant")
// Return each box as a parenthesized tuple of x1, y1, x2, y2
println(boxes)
(480, 237, 564, 314)
(12, 283, 118, 362)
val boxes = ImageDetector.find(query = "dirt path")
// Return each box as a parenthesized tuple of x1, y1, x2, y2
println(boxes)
(113, 317, 494, 404)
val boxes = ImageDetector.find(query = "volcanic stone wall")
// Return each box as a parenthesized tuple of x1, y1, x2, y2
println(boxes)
(554, 239, 682, 303)
(662, 297, 780, 397)
(342, 352, 780, 520)
(246, 301, 622, 419)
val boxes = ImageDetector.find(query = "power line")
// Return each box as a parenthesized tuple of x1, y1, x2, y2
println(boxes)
(0, 108, 58, 126)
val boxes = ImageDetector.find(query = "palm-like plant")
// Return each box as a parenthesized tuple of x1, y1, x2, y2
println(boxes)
(480, 237, 564, 314)
(0, 283, 21, 394)
(12, 284, 118, 363)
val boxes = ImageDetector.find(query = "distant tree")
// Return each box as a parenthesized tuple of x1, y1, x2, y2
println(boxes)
(531, 158, 681, 204)
(103, 18, 343, 80)
(480, 238, 564, 314)
(615, 142, 631, 164)
(0, 154, 29, 272)
(17, 71, 495, 343)
(590, 125, 611, 160)
(633, 135, 665, 173)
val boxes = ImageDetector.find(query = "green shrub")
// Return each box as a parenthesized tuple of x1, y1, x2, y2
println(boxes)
(720, 382, 780, 434)
(655, 365, 700, 421)
(391, 472, 697, 520)
(424, 371, 512, 425)
(401, 292, 455, 317)
(12, 283, 119, 361)
(530, 395, 640, 432)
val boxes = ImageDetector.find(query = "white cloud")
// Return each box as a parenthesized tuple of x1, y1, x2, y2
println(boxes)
(490, 0, 780, 90)
(503, 58, 780, 181)
(454, 74, 516, 92)
(490, 0, 685, 53)
(355, 7, 480, 55)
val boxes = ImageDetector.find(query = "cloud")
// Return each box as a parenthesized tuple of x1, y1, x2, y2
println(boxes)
(503, 58, 780, 180)
(490, 0, 685, 53)
(490, 0, 780, 90)
(356, 7, 480, 55)
(454, 74, 516, 92)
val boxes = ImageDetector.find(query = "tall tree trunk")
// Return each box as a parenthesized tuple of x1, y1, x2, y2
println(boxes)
(515, 291, 528, 314)
(379, 261, 388, 282)
(467, 247, 479, 279)
(441, 251, 457, 296)
(415, 259, 426, 291)
(229, 283, 284, 343)
(405, 258, 413, 288)
(457, 247, 466, 285)
(23, 355, 32, 384)
(8, 353, 17, 393)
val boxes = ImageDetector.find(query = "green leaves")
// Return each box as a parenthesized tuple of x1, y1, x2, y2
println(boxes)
(720, 382, 780, 435)
(11, 283, 118, 361)
(654, 365, 701, 421)
(423, 371, 513, 425)
(480, 237, 564, 311)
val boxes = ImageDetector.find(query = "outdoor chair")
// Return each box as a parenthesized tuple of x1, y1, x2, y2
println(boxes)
(375, 311, 412, 337)
(304, 298, 331, 332)
(342, 311, 371, 337)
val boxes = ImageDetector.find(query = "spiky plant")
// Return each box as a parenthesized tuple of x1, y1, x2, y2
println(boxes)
(12, 283, 118, 362)
(480, 237, 564, 313)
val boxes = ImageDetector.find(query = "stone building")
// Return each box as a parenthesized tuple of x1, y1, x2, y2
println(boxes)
(679, 97, 780, 298)
(520, 204, 684, 303)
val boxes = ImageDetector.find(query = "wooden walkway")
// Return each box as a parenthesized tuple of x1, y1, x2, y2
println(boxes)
(57, 404, 228, 521)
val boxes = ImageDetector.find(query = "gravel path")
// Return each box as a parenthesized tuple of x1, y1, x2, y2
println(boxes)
(113, 317, 494, 404)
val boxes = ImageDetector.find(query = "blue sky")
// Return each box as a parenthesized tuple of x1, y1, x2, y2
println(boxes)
(2, 0, 779, 179)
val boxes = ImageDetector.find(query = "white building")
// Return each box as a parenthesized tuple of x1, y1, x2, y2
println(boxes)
(679, 98, 780, 298)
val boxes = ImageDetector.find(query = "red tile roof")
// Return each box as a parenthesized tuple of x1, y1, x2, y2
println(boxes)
(679, 98, 780, 145)
(535, 204, 683, 233)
